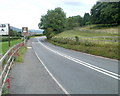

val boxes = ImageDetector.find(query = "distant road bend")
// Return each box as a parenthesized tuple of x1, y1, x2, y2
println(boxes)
(32, 36, 119, 94)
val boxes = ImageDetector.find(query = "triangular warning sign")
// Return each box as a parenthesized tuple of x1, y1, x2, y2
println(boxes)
(1, 29, 4, 31)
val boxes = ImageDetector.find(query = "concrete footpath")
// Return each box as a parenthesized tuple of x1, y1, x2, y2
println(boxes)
(9, 39, 64, 94)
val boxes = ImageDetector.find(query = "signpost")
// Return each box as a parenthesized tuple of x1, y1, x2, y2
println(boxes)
(22, 27, 28, 44)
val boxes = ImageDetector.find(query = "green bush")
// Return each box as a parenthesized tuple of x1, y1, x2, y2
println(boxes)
(75, 36, 79, 42)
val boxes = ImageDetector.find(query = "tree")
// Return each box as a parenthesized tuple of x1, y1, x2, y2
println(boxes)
(90, 2, 119, 25)
(38, 7, 66, 39)
(66, 15, 82, 29)
(10, 29, 18, 36)
(81, 13, 91, 26)
(45, 28, 54, 39)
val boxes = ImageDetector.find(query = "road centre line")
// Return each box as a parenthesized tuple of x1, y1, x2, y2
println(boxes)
(37, 38, 120, 80)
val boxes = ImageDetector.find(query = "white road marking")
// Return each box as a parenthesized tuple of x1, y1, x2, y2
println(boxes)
(32, 43, 70, 95)
(27, 47, 32, 49)
(37, 38, 120, 80)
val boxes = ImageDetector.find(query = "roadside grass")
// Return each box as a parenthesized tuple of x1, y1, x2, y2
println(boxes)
(15, 46, 27, 62)
(1, 39, 27, 94)
(49, 25, 119, 60)
(49, 39, 119, 60)
(2, 82, 10, 94)
(28, 34, 44, 40)
(0, 39, 22, 55)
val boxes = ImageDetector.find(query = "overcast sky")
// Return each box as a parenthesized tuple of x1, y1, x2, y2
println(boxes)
(0, 0, 97, 30)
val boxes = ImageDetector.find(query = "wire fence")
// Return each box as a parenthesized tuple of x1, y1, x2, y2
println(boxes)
(75, 28, 118, 35)
(58, 36, 120, 43)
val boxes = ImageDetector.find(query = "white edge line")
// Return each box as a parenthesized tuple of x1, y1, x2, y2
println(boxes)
(32, 45, 70, 95)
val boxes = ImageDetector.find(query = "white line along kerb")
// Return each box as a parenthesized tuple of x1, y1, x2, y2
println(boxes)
(37, 38, 120, 80)
(32, 42, 70, 95)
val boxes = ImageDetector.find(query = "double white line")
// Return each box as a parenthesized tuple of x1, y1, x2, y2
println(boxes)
(37, 38, 120, 80)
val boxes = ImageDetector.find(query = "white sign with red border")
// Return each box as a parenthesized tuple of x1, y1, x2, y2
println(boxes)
(22, 27, 28, 36)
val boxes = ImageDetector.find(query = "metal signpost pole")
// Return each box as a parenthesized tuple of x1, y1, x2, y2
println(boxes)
(24, 36, 26, 44)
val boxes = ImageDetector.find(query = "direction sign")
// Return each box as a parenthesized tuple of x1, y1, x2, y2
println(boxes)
(0, 24, 9, 35)
(22, 27, 28, 36)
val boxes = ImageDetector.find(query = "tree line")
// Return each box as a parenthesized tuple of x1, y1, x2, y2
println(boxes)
(9, 29, 22, 37)
(38, 2, 120, 39)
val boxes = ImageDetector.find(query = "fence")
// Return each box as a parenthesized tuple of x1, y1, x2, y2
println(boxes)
(55, 36, 120, 43)
(0, 42, 24, 95)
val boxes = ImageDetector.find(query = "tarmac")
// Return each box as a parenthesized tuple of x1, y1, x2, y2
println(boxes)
(9, 38, 64, 94)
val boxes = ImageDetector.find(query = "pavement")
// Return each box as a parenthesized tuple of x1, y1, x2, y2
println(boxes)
(9, 38, 64, 94)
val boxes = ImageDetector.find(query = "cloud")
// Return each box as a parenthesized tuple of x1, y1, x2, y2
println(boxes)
(63, 1, 83, 6)
(0, 0, 97, 29)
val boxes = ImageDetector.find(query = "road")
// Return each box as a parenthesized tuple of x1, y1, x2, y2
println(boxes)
(32, 36, 119, 94)
(10, 38, 64, 94)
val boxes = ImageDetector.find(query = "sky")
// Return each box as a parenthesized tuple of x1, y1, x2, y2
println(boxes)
(0, 0, 98, 30)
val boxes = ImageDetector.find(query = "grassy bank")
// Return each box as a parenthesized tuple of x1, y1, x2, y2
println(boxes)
(49, 39, 118, 60)
(0, 39, 23, 55)
(15, 46, 27, 62)
(55, 27, 119, 38)
(50, 26, 119, 60)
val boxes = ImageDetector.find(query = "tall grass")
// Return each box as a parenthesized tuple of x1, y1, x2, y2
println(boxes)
(50, 37, 118, 60)
(15, 46, 27, 62)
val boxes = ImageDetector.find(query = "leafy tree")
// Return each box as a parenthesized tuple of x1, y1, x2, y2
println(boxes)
(81, 13, 91, 26)
(10, 29, 18, 36)
(18, 31, 22, 37)
(66, 15, 82, 29)
(45, 28, 54, 39)
(38, 7, 66, 39)
(91, 2, 119, 25)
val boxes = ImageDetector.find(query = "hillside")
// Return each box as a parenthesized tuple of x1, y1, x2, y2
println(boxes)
(10, 26, 21, 32)
(50, 25, 119, 60)
(55, 25, 118, 38)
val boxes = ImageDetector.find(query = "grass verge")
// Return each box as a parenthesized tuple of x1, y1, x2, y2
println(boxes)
(48, 39, 119, 60)
(15, 46, 27, 62)
(1, 41, 27, 94)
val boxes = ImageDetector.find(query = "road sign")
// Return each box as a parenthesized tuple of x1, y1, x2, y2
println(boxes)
(0, 24, 9, 35)
(22, 27, 28, 36)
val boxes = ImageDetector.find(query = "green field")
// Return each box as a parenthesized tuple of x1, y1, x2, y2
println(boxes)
(0, 39, 23, 55)
(50, 26, 119, 60)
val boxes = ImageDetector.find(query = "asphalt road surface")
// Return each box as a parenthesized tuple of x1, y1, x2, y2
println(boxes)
(32, 36, 119, 94)
(10, 38, 64, 94)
